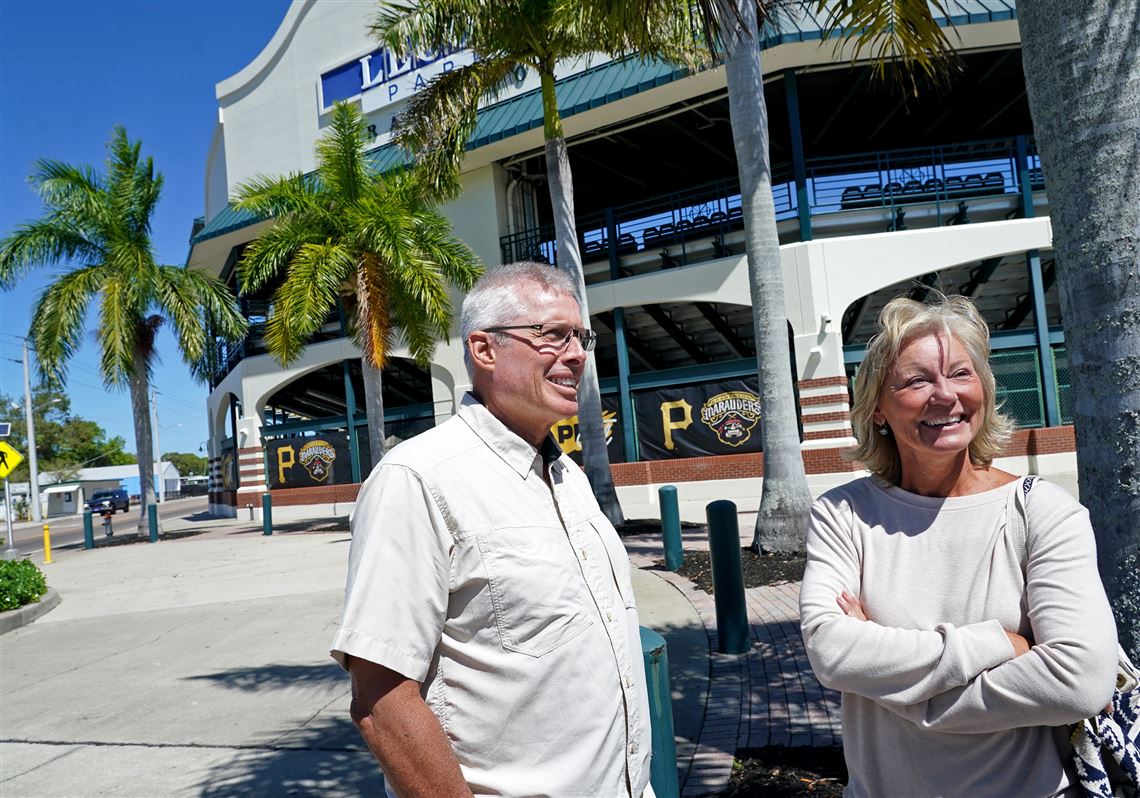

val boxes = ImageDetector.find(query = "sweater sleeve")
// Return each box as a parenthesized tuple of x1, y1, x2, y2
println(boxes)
(882, 482, 1118, 733)
(800, 489, 1016, 706)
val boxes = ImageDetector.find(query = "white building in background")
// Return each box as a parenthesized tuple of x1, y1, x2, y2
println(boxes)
(189, 0, 1077, 522)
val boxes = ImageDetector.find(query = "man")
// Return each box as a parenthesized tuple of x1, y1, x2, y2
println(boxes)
(330, 262, 654, 797)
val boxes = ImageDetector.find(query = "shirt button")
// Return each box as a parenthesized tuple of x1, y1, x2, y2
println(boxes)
(629, 742, 639, 754)
(624, 674, 633, 688)
(579, 547, 588, 560)
(606, 611, 614, 622)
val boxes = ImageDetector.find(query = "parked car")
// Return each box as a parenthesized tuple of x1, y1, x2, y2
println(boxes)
(84, 488, 130, 514)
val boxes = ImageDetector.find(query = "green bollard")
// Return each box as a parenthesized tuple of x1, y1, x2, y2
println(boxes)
(706, 500, 749, 654)
(262, 492, 273, 536)
(83, 510, 94, 550)
(659, 485, 683, 571)
(640, 626, 679, 798)
(147, 504, 159, 543)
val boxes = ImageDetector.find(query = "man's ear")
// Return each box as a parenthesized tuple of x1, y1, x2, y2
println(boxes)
(467, 332, 495, 372)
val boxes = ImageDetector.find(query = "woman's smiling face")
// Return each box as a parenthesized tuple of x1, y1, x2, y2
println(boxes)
(874, 331, 985, 473)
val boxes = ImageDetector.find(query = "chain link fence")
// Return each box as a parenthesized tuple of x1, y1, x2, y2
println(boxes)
(993, 348, 1045, 429)
(1052, 345, 1073, 424)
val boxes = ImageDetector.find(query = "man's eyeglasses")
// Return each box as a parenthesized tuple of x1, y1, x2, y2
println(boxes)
(483, 323, 597, 351)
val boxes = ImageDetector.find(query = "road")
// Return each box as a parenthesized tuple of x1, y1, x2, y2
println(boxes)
(3, 495, 211, 558)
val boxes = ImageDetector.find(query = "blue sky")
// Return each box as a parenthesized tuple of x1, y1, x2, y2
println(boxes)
(1, 0, 291, 459)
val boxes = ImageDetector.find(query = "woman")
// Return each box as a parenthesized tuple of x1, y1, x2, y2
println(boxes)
(799, 294, 1118, 797)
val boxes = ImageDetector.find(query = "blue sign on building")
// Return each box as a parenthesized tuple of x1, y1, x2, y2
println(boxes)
(319, 44, 470, 111)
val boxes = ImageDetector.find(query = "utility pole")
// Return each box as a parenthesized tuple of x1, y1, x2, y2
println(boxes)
(22, 340, 42, 523)
(151, 388, 165, 504)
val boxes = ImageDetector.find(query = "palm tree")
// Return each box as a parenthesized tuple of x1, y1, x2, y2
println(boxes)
(662, 0, 954, 552)
(233, 101, 482, 467)
(370, 1, 707, 525)
(1018, 0, 1140, 661)
(0, 126, 247, 529)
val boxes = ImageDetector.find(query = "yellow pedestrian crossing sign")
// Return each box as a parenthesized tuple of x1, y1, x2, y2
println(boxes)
(0, 441, 24, 480)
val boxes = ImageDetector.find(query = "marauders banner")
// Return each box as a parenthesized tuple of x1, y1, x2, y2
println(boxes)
(636, 378, 765, 460)
(267, 432, 354, 488)
(550, 395, 625, 465)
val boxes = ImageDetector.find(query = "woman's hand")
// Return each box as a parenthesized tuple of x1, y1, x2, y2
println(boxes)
(837, 590, 869, 621)
(1005, 631, 1032, 657)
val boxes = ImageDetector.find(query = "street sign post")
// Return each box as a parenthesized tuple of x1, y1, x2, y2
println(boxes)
(1, 441, 26, 560)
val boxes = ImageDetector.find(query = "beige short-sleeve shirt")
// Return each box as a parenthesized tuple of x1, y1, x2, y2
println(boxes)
(331, 394, 652, 797)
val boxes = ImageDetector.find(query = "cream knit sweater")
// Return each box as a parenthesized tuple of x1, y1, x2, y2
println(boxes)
(800, 477, 1118, 798)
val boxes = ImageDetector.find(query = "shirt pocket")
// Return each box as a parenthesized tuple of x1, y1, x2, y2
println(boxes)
(474, 526, 593, 657)
(593, 519, 638, 610)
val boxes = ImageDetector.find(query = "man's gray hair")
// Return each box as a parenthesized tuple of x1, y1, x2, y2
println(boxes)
(460, 261, 579, 377)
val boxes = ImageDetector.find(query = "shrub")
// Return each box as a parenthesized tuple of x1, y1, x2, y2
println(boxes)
(0, 559, 48, 612)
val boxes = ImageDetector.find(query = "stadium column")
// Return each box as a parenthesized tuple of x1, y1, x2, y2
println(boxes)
(606, 207, 638, 462)
(234, 390, 269, 520)
(785, 69, 812, 242)
(784, 243, 856, 451)
(1017, 136, 1061, 428)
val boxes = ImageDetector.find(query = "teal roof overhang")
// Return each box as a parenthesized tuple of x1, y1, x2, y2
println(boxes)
(190, 0, 1017, 248)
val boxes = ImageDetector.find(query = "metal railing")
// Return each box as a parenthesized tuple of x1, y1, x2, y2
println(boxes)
(501, 136, 1042, 274)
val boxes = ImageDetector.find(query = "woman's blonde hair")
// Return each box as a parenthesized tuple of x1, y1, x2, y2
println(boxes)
(847, 293, 1014, 484)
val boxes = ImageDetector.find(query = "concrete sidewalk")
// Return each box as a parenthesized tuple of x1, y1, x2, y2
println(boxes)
(0, 519, 838, 797)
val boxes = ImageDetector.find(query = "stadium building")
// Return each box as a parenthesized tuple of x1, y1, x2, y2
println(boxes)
(189, 0, 1076, 522)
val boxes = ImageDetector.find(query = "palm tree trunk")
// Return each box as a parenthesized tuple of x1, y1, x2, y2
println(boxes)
(128, 360, 156, 532)
(724, 2, 812, 553)
(540, 68, 624, 525)
(361, 359, 386, 472)
(1020, 0, 1140, 660)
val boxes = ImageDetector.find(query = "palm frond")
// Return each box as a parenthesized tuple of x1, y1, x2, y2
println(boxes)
(236, 213, 328, 294)
(264, 243, 353, 365)
(316, 103, 371, 204)
(813, 0, 959, 89)
(153, 266, 248, 371)
(552, 0, 709, 68)
(27, 265, 104, 386)
(393, 56, 519, 199)
(371, 0, 484, 58)
(0, 218, 100, 288)
(94, 274, 149, 388)
(232, 172, 320, 218)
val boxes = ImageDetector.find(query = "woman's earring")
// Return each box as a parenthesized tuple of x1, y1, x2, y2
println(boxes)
(879, 425, 889, 436)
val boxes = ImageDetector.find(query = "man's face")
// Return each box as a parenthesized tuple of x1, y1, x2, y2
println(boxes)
(477, 285, 587, 446)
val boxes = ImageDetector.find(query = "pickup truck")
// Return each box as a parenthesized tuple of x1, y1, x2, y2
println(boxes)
(84, 488, 130, 514)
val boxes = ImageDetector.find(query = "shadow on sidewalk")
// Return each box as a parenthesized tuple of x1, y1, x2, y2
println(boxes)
(195, 715, 385, 797)
(184, 662, 344, 692)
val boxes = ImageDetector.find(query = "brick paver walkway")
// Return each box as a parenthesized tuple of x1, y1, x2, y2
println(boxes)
(625, 530, 843, 797)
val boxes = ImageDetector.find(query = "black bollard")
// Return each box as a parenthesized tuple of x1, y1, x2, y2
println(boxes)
(147, 504, 158, 543)
(706, 500, 749, 654)
(659, 485, 683, 571)
(82, 510, 94, 549)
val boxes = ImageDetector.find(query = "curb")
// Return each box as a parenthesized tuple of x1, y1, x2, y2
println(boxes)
(0, 588, 61, 635)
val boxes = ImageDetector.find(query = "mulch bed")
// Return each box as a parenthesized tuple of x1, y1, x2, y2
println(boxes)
(669, 548, 807, 593)
(614, 518, 704, 537)
(721, 746, 847, 797)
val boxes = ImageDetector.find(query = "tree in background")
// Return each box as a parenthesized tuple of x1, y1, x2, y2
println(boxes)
(0, 389, 135, 484)
(0, 127, 246, 531)
(162, 451, 206, 477)
(1018, 0, 1140, 659)
(372, 0, 706, 524)
(234, 101, 482, 467)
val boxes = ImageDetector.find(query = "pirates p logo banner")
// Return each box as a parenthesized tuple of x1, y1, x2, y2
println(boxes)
(298, 440, 337, 482)
(701, 391, 762, 447)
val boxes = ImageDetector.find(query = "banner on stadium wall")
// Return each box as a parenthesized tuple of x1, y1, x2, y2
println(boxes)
(267, 432, 354, 489)
(550, 395, 625, 465)
(636, 378, 765, 460)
